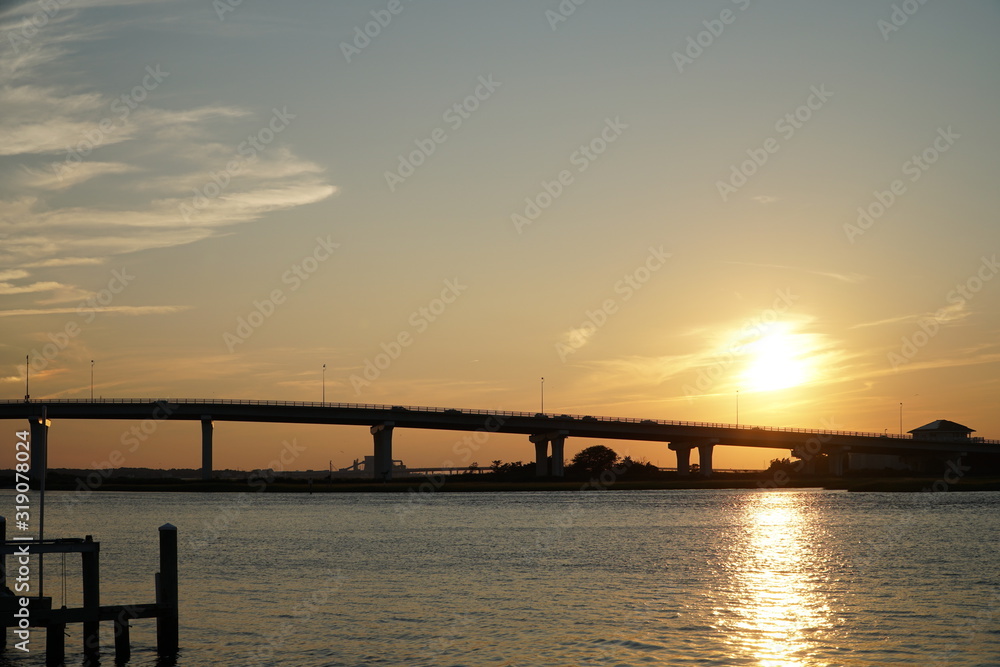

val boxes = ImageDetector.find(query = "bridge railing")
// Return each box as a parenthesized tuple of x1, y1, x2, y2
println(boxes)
(3, 398, 999, 445)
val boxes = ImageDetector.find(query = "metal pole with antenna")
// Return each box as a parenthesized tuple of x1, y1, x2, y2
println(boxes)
(91, 359, 94, 400)
(899, 402, 903, 437)
(24, 354, 29, 402)
(540, 377, 544, 414)
(38, 405, 47, 597)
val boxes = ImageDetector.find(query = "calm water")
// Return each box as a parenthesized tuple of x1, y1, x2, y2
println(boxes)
(1, 488, 998, 666)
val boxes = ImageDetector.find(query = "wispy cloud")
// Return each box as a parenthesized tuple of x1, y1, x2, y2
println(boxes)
(0, 280, 66, 295)
(851, 300, 971, 330)
(17, 161, 136, 190)
(722, 260, 867, 284)
(578, 351, 711, 387)
(859, 345, 1000, 381)
(0, 0, 337, 313)
(0, 85, 122, 156)
(0, 269, 29, 281)
(22, 257, 105, 268)
(849, 314, 919, 330)
(0, 305, 191, 318)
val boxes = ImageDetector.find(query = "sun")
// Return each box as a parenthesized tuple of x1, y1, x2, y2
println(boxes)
(740, 327, 814, 392)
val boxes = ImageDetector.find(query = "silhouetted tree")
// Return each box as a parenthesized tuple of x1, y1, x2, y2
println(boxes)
(767, 457, 795, 473)
(570, 445, 620, 475)
(489, 460, 533, 477)
(789, 452, 829, 475)
(620, 455, 660, 478)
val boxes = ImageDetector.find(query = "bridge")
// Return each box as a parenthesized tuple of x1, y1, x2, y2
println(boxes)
(3, 398, 999, 481)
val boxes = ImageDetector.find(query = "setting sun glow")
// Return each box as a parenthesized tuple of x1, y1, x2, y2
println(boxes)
(740, 328, 816, 393)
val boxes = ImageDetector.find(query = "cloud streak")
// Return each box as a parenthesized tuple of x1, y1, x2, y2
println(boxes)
(0, 280, 66, 295)
(722, 260, 867, 284)
(0, 0, 337, 317)
(0, 305, 192, 318)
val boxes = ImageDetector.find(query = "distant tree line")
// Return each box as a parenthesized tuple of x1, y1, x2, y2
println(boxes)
(484, 445, 660, 481)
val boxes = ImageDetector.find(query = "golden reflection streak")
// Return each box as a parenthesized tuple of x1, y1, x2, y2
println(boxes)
(723, 492, 833, 666)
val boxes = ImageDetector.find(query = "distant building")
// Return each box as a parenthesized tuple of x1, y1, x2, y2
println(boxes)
(908, 419, 975, 442)
(333, 456, 408, 478)
(850, 419, 977, 472)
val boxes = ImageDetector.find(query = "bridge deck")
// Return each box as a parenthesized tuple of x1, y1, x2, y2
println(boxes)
(1, 398, 997, 454)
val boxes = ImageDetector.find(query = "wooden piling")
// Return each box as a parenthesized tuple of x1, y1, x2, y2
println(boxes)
(46, 624, 65, 666)
(113, 614, 131, 662)
(0, 515, 5, 653)
(156, 523, 178, 655)
(2, 525, 176, 662)
(0, 515, 6, 583)
(81, 535, 100, 661)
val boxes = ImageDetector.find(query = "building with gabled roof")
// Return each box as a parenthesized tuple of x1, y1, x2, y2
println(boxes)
(908, 420, 975, 442)
(850, 420, 977, 472)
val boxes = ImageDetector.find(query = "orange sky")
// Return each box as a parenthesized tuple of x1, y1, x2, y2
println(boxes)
(2, 1, 999, 471)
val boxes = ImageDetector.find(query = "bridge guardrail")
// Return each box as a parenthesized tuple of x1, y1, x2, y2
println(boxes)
(2, 398, 998, 445)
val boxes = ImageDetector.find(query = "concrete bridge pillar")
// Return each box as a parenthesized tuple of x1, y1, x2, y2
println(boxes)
(530, 432, 568, 477)
(669, 441, 716, 476)
(201, 417, 213, 481)
(697, 443, 714, 478)
(550, 435, 565, 477)
(28, 416, 50, 488)
(668, 444, 692, 476)
(828, 447, 849, 477)
(371, 422, 394, 481)
(530, 435, 549, 477)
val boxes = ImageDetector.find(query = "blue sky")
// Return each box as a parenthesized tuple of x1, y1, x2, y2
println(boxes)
(2, 0, 999, 470)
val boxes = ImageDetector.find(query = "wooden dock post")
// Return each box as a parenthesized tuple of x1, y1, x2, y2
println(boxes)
(2, 525, 177, 663)
(46, 624, 65, 666)
(113, 613, 131, 662)
(156, 523, 178, 655)
(0, 516, 5, 653)
(81, 535, 100, 661)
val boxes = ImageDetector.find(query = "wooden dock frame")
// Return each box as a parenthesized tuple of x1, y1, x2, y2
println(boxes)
(0, 518, 178, 665)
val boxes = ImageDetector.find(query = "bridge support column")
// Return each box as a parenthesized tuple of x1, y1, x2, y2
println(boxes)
(28, 416, 50, 488)
(828, 447, 849, 477)
(669, 440, 716, 477)
(371, 423, 394, 481)
(698, 443, 714, 478)
(530, 432, 568, 477)
(669, 444, 692, 476)
(550, 435, 565, 478)
(201, 417, 213, 481)
(531, 435, 548, 477)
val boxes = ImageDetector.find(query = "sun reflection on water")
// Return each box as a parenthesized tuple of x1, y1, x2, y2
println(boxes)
(719, 491, 834, 666)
